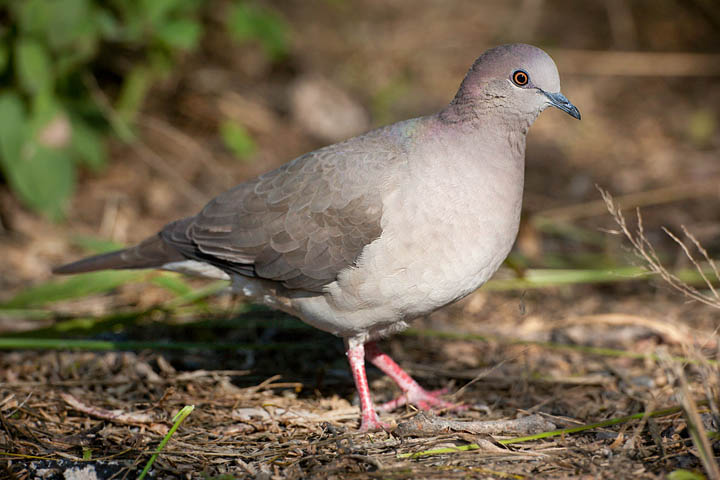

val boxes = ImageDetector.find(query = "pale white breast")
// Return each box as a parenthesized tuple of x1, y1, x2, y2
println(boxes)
(324, 128, 525, 328)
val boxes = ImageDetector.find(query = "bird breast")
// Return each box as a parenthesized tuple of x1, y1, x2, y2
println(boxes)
(329, 133, 525, 322)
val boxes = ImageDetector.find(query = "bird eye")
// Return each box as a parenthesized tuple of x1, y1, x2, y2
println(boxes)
(512, 70, 529, 87)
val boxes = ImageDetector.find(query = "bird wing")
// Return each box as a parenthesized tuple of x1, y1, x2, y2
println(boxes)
(162, 132, 402, 292)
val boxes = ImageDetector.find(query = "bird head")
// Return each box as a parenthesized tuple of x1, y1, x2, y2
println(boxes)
(451, 43, 581, 122)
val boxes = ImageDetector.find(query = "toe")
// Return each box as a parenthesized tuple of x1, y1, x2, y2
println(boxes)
(359, 417, 391, 432)
(380, 386, 466, 412)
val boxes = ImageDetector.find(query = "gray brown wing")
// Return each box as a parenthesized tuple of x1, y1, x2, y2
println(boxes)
(161, 135, 400, 292)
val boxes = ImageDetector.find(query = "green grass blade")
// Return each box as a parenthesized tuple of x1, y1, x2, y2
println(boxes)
(0, 308, 54, 320)
(162, 280, 229, 308)
(3, 310, 152, 338)
(151, 273, 195, 297)
(0, 337, 318, 352)
(483, 267, 649, 291)
(1, 270, 148, 308)
(483, 267, 719, 291)
(138, 405, 194, 480)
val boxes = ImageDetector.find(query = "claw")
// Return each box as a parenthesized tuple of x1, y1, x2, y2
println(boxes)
(345, 340, 464, 432)
(358, 415, 391, 432)
(365, 341, 466, 413)
(378, 386, 467, 412)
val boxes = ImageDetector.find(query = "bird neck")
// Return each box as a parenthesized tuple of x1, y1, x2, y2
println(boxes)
(438, 90, 537, 136)
(437, 97, 533, 166)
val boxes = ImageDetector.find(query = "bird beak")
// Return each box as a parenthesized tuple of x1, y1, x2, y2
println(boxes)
(542, 90, 581, 120)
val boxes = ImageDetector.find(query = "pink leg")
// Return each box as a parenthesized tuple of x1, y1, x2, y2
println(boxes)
(345, 342, 390, 432)
(365, 341, 465, 413)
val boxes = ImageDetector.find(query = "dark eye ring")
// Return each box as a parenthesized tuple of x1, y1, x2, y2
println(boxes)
(512, 70, 529, 86)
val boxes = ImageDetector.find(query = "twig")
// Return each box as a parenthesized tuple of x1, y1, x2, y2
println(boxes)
(400, 403, 693, 458)
(396, 412, 555, 437)
(60, 393, 168, 435)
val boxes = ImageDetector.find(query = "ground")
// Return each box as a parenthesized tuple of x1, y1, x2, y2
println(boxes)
(1, 1, 720, 478)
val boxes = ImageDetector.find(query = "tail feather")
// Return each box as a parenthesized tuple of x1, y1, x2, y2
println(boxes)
(53, 234, 185, 274)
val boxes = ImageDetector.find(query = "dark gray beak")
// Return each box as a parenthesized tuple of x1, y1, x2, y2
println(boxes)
(542, 90, 581, 120)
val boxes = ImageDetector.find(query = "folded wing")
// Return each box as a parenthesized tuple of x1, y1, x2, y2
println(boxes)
(162, 134, 400, 291)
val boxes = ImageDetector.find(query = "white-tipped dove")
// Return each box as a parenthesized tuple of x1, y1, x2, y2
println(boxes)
(55, 43, 580, 431)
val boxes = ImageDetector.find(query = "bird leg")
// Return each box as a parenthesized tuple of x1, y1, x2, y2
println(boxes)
(364, 341, 465, 413)
(345, 341, 390, 432)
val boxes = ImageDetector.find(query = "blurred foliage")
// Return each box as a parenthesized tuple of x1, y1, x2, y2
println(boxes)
(688, 109, 717, 148)
(226, 1, 289, 60)
(220, 119, 256, 160)
(0, 0, 288, 220)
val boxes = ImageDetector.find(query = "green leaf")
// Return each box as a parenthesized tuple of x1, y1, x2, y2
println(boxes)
(0, 42, 8, 74)
(220, 120, 256, 160)
(667, 470, 706, 480)
(15, 0, 52, 37)
(95, 9, 121, 40)
(29, 90, 62, 131)
(71, 119, 106, 171)
(155, 18, 202, 50)
(688, 109, 716, 148)
(117, 4, 147, 43)
(15, 39, 53, 94)
(116, 66, 153, 124)
(45, 0, 95, 51)
(141, 0, 181, 25)
(55, 41, 99, 78)
(9, 144, 75, 220)
(0, 93, 27, 171)
(227, 2, 289, 60)
(82, 447, 93, 461)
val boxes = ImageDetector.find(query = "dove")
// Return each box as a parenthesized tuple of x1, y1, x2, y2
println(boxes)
(55, 43, 580, 431)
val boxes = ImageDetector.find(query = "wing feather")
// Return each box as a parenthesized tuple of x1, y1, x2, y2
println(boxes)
(160, 129, 405, 292)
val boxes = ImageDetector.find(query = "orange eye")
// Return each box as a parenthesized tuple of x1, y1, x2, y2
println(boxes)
(512, 70, 529, 86)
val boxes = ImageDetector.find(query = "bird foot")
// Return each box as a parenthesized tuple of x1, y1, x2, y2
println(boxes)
(358, 414, 392, 432)
(377, 386, 467, 413)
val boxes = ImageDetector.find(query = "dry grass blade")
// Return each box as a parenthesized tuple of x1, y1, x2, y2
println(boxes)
(679, 225, 720, 298)
(659, 349, 720, 479)
(662, 226, 720, 303)
(600, 187, 720, 310)
(60, 393, 168, 435)
(602, 187, 720, 475)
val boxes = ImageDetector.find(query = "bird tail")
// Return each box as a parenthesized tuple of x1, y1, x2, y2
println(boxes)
(53, 234, 185, 274)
